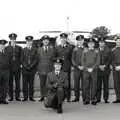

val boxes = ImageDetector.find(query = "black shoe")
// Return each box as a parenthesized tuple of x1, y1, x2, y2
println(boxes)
(96, 100, 101, 103)
(2, 101, 8, 104)
(16, 98, 21, 101)
(67, 99, 71, 102)
(83, 101, 90, 105)
(91, 101, 97, 105)
(83, 99, 85, 102)
(0, 100, 2, 104)
(22, 98, 28, 101)
(112, 100, 120, 103)
(57, 104, 63, 114)
(52, 105, 58, 110)
(29, 98, 35, 102)
(39, 97, 44, 102)
(72, 98, 79, 102)
(8, 98, 13, 101)
(105, 100, 109, 103)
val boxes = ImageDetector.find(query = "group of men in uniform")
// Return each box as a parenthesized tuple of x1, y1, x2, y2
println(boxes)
(0, 32, 120, 114)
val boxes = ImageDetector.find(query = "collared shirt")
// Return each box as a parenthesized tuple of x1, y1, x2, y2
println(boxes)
(55, 70, 60, 76)
(100, 47, 105, 51)
(27, 46, 32, 50)
(44, 46, 48, 52)
(0, 48, 4, 53)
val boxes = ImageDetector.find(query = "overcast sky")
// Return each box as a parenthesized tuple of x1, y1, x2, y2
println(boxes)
(0, 0, 120, 40)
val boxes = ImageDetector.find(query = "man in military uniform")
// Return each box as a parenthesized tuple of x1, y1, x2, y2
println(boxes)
(81, 38, 100, 105)
(37, 35, 56, 101)
(45, 58, 68, 114)
(0, 39, 11, 104)
(96, 38, 111, 103)
(112, 36, 120, 103)
(6, 33, 22, 101)
(21, 36, 38, 101)
(72, 35, 84, 102)
(56, 33, 73, 102)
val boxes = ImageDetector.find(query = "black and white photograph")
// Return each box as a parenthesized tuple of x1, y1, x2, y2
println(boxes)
(0, 0, 120, 119)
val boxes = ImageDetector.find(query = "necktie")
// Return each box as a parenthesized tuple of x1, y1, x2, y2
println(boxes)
(44, 46, 48, 52)
(2, 49, 4, 53)
(56, 71, 60, 77)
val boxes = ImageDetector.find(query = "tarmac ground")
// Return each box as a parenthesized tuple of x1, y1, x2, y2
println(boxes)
(0, 90, 120, 120)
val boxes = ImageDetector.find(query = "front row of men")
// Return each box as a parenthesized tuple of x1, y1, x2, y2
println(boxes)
(1, 33, 120, 114)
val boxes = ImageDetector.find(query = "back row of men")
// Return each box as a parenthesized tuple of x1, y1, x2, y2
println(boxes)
(0, 32, 120, 107)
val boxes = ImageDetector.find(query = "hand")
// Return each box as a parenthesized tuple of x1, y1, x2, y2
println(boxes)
(87, 68, 93, 73)
(71, 67, 74, 71)
(53, 83, 58, 88)
(20, 65, 23, 68)
(110, 65, 113, 70)
(115, 66, 120, 71)
(99, 65, 105, 71)
(78, 66, 84, 70)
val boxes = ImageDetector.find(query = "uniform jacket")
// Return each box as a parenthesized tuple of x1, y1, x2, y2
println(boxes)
(6, 45, 22, 71)
(98, 45, 111, 75)
(44, 70, 68, 107)
(37, 45, 56, 75)
(0, 47, 11, 70)
(56, 44, 73, 72)
(72, 47, 83, 70)
(46, 70, 68, 91)
(111, 47, 120, 68)
(81, 49, 100, 70)
(21, 47, 38, 74)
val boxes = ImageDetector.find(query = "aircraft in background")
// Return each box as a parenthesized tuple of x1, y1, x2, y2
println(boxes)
(10, 17, 116, 48)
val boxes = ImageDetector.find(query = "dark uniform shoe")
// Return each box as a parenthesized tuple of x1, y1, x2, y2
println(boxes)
(0, 100, 3, 104)
(96, 100, 101, 103)
(105, 100, 109, 103)
(67, 99, 71, 102)
(16, 98, 21, 101)
(22, 98, 28, 101)
(2, 101, 9, 104)
(57, 104, 63, 114)
(113, 100, 120, 103)
(72, 98, 79, 102)
(91, 101, 97, 105)
(83, 101, 90, 105)
(39, 97, 44, 102)
(51, 105, 58, 110)
(29, 98, 35, 102)
(8, 98, 13, 101)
